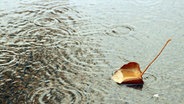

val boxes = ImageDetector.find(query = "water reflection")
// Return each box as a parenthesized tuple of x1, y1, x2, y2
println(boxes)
(126, 84, 143, 90)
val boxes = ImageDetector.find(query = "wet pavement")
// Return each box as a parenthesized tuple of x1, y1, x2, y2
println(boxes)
(0, 0, 184, 103)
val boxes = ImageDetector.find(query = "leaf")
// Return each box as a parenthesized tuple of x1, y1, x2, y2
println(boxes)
(112, 39, 171, 84)
(112, 62, 143, 84)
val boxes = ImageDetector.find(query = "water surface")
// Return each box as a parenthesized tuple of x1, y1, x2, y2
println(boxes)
(0, 0, 184, 103)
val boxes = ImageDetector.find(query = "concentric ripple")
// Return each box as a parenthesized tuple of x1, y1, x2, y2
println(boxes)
(57, 36, 106, 73)
(29, 86, 87, 104)
(34, 18, 61, 27)
(18, 27, 72, 46)
(143, 72, 172, 90)
(143, 72, 157, 84)
(131, 0, 163, 6)
(0, 50, 17, 66)
(105, 25, 134, 37)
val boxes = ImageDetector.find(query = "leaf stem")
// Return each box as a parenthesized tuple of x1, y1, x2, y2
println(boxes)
(141, 39, 172, 76)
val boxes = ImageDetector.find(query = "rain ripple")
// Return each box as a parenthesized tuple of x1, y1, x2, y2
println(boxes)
(34, 18, 61, 27)
(0, 50, 17, 66)
(131, 0, 163, 6)
(105, 25, 135, 37)
(0, 0, 108, 103)
(29, 86, 87, 104)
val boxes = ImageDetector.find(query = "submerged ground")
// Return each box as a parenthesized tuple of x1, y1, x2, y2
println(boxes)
(0, 0, 184, 103)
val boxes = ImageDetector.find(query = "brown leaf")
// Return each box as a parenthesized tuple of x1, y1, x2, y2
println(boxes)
(112, 39, 171, 85)
(112, 62, 143, 84)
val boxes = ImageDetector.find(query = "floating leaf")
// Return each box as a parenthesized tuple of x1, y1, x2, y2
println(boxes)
(112, 39, 171, 84)
(112, 62, 143, 84)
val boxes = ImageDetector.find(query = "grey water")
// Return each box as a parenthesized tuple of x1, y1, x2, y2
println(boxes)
(0, 0, 184, 103)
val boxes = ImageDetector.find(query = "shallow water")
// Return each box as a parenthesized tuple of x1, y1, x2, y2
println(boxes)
(0, 0, 184, 103)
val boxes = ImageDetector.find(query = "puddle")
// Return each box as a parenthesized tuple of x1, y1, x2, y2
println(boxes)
(0, 0, 184, 103)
